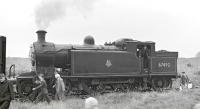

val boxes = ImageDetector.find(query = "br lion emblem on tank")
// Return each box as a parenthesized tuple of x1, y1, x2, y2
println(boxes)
(105, 59, 112, 68)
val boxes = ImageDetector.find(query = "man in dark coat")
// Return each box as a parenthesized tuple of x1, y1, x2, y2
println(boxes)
(32, 74, 51, 103)
(140, 46, 150, 69)
(0, 73, 14, 109)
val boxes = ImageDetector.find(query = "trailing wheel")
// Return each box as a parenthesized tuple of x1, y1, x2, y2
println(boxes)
(96, 83, 105, 93)
(163, 78, 172, 89)
(152, 78, 164, 91)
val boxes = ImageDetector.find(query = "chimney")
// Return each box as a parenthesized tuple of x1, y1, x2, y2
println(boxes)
(36, 30, 47, 43)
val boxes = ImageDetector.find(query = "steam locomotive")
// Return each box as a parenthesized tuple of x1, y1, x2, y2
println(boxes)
(16, 30, 178, 96)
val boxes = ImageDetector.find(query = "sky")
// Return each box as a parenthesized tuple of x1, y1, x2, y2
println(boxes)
(0, 0, 200, 58)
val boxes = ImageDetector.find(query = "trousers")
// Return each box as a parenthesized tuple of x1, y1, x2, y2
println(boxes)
(34, 92, 51, 104)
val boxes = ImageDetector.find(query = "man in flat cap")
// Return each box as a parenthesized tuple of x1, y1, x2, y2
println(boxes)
(32, 73, 51, 103)
(0, 73, 14, 109)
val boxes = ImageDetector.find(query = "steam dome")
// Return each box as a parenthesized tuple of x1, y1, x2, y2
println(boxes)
(84, 35, 95, 45)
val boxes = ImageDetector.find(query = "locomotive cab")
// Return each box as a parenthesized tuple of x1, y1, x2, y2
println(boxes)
(136, 42, 155, 73)
(125, 40, 155, 74)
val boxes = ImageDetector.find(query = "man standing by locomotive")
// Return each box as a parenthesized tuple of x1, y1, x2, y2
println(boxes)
(139, 45, 150, 90)
(32, 73, 51, 103)
(53, 73, 65, 100)
(180, 72, 189, 90)
(0, 73, 14, 109)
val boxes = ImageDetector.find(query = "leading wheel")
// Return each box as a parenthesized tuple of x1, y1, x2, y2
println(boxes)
(20, 81, 33, 95)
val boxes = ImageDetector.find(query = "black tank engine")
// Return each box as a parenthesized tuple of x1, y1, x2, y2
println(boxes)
(17, 30, 178, 96)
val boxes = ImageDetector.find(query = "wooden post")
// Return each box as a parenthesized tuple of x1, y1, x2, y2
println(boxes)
(0, 36, 6, 75)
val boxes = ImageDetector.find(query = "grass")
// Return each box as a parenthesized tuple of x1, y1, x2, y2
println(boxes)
(10, 89, 200, 109)
(10, 98, 84, 109)
(7, 57, 200, 109)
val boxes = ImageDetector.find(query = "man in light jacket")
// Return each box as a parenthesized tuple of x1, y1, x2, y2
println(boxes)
(53, 73, 65, 100)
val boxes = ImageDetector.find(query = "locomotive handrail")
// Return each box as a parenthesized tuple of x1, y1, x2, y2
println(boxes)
(37, 49, 69, 54)
(37, 47, 120, 54)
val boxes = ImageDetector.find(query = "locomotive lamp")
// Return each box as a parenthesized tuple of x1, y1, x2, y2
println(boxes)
(36, 30, 47, 43)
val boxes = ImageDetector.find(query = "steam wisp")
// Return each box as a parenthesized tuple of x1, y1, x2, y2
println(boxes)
(35, 0, 98, 30)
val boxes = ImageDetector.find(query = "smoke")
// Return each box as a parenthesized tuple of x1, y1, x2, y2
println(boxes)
(35, 0, 98, 30)
(35, 0, 67, 30)
(72, 0, 98, 18)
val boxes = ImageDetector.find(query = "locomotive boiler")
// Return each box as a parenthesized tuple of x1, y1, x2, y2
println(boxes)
(17, 30, 178, 96)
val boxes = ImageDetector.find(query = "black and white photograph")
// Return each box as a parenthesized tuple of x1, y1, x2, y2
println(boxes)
(1, 0, 200, 109)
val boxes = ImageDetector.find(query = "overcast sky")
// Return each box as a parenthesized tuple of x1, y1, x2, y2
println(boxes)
(0, 0, 200, 58)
